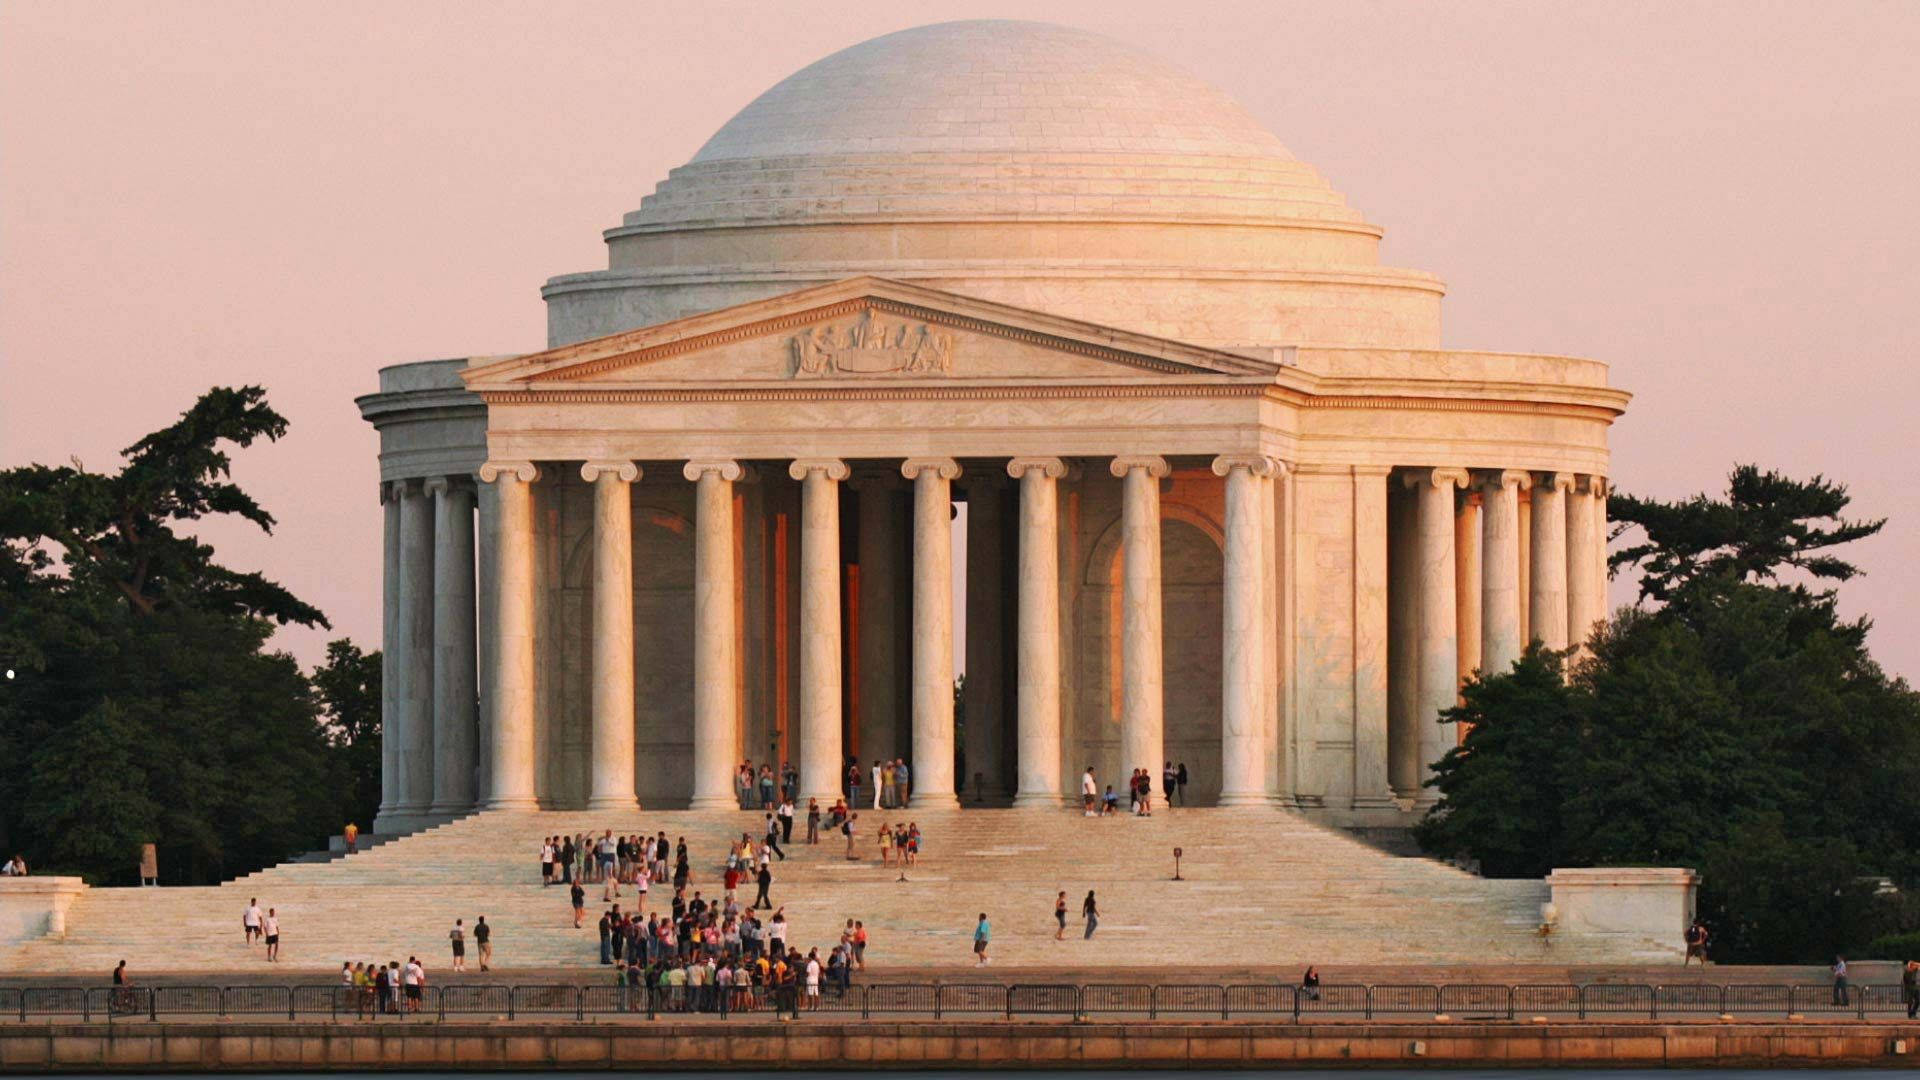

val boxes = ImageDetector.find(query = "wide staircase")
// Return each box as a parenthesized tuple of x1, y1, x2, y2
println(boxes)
(0, 807, 1677, 974)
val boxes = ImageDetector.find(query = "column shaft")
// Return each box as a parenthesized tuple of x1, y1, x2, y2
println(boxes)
(1214, 456, 1272, 805)
(376, 484, 401, 830)
(904, 458, 961, 808)
(583, 463, 639, 811)
(1112, 456, 1168, 782)
(481, 462, 539, 810)
(1454, 493, 1482, 687)
(1566, 476, 1602, 651)
(1414, 468, 1468, 804)
(687, 461, 743, 810)
(1529, 474, 1572, 650)
(791, 460, 848, 805)
(395, 480, 435, 821)
(1479, 471, 1529, 673)
(1009, 458, 1066, 806)
(1351, 467, 1396, 807)
(428, 478, 478, 816)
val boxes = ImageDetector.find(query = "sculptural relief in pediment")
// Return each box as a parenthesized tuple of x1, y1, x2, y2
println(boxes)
(789, 310, 954, 377)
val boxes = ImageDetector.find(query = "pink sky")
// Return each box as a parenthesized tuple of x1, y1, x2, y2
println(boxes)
(4, 1, 1917, 679)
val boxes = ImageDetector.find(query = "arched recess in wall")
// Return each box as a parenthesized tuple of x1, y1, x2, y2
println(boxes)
(1076, 502, 1225, 805)
(561, 504, 695, 808)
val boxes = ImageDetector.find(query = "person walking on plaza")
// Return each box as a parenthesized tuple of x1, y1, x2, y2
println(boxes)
(449, 918, 467, 972)
(1832, 956, 1850, 1006)
(1054, 891, 1067, 941)
(973, 912, 991, 966)
(764, 813, 786, 860)
(1082, 891, 1099, 939)
(474, 916, 492, 971)
(1082, 767, 1097, 816)
(754, 861, 774, 910)
(853, 920, 868, 970)
(778, 798, 796, 844)
(243, 898, 263, 944)
(571, 880, 587, 928)
(263, 907, 282, 961)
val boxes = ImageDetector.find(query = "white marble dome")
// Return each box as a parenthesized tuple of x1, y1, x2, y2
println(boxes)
(688, 20, 1296, 162)
(546, 20, 1446, 351)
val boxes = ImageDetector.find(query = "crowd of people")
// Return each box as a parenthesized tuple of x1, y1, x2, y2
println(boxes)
(340, 957, 434, 1016)
(1079, 763, 1190, 816)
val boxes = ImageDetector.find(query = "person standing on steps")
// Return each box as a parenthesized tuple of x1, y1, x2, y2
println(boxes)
(1054, 891, 1067, 941)
(474, 916, 492, 972)
(1082, 766, 1098, 816)
(778, 797, 796, 844)
(871, 760, 883, 810)
(1163, 763, 1178, 810)
(1082, 891, 1099, 939)
(571, 880, 587, 928)
(763, 813, 786, 860)
(540, 837, 555, 886)
(754, 861, 774, 910)
(449, 918, 466, 972)
(1176, 762, 1189, 806)
(853, 920, 868, 970)
(847, 760, 863, 809)
(263, 907, 281, 961)
(843, 812, 859, 859)
(343, 821, 358, 854)
(895, 758, 911, 806)
(806, 798, 821, 845)
(973, 912, 992, 966)
(243, 898, 263, 944)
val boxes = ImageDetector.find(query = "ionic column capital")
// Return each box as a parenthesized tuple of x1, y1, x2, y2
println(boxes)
(479, 461, 541, 485)
(1578, 474, 1610, 498)
(1402, 466, 1471, 491)
(901, 457, 962, 481)
(422, 475, 475, 498)
(1108, 454, 1170, 479)
(579, 460, 640, 484)
(1474, 468, 1534, 493)
(1534, 470, 1577, 493)
(682, 459, 747, 483)
(1210, 453, 1279, 479)
(788, 458, 850, 482)
(1007, 456, 1071, 481)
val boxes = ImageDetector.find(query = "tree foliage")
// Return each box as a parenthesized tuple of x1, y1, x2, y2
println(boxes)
(0, 388, 372, 884)
(1420, 466, 1920, 963)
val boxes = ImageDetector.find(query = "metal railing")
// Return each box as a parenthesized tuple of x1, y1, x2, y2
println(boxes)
(3, 981, 1914, 1023)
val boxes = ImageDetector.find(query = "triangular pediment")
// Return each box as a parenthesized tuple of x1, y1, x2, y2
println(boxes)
(463, 277, 1279, 390)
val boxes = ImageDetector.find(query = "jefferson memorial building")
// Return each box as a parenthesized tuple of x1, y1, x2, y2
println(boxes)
(359, 21, 1625, 836)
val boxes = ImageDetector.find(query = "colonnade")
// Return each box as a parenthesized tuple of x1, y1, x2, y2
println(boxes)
(375, 455, 1608, 829)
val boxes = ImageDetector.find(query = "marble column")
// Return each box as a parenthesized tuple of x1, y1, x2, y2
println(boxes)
(686, 460, 745, 810)
(963, 472, 1007, 802)
(1213, 454, 1276, 805)
(789, 459, 849, 805)
(1591, 477, 1611, 631)
(902, 457, 962, 809)
(1566, 474, 1603, 651)
(1529, 472, 1573, 651)
(1454, 491, 1482, 688)
(479, 461, 540, 810)
(1008, 457, 1067, 806)
(1478, 470, 1531, 674)
(427, 476, 478, 817)
(1110, 455, 1169, 782)
(394, 478, 435, 823)
(852, 473, 902, 766)
(1411, 467, 1470, 803)
(581, 461, 640, 812)
(1350, 466, 1396, 809)
(377, 483, 401, 830)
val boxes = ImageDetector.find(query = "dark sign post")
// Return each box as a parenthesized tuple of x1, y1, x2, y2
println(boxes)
(1173, 847, 1184, 881)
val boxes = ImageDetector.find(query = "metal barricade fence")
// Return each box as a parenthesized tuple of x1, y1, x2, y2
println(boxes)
(21, 987, 88, 1021)
(290, 985, 353, 1020)
(579, 985, 647, 1016)
(1008, 984, 1079, 1019)
(815, 983, 866, 1015)
(1440, 984, 1512, 1019)
(440, 984, 512, 1018)
(1153, 983, 1226, 1019)
(1294, 983, 1368, 1018)
(509, 984, 581, 1021)
(1860, 984, 1909, 1017)
(1368, 984, 1441, 1017)
(1724, 984, 1791, 1017)
(0, 988, 18, 1022)
(936, 983, 1007, 1018)
(1579, 983, 1653, 1018)
(1082, 983, 1152, 1017)
(1225, 984, 1293, 1019)
(1655, 983, 1724, 1016)
(86, 986, 150, 1022)
(221, 985, 292, 1019)
(1512, 984, 1582, 1017)
(152, 985, 221, 1019)
(865, 983, 935, 1016)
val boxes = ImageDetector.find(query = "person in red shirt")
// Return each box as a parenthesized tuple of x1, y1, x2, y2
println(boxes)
(723, 865, 741, 903)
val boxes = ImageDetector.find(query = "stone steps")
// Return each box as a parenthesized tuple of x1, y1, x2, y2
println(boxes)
(0, 808, 1677, 973)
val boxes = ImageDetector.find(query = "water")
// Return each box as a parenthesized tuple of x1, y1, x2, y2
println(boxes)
(42, 1072, 1886, 1078)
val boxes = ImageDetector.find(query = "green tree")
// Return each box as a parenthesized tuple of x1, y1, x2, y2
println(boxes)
(0, 387, 366, 883)
(312, 638, 383, 833)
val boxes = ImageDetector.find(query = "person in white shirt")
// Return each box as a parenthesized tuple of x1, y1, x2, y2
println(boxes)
(1081, 768, 1098, 816)
(263, 908, 281, 962)
(243, 899, 264, 944)
(804, 950, 822, 1008)
(871, 761, 882, 809)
